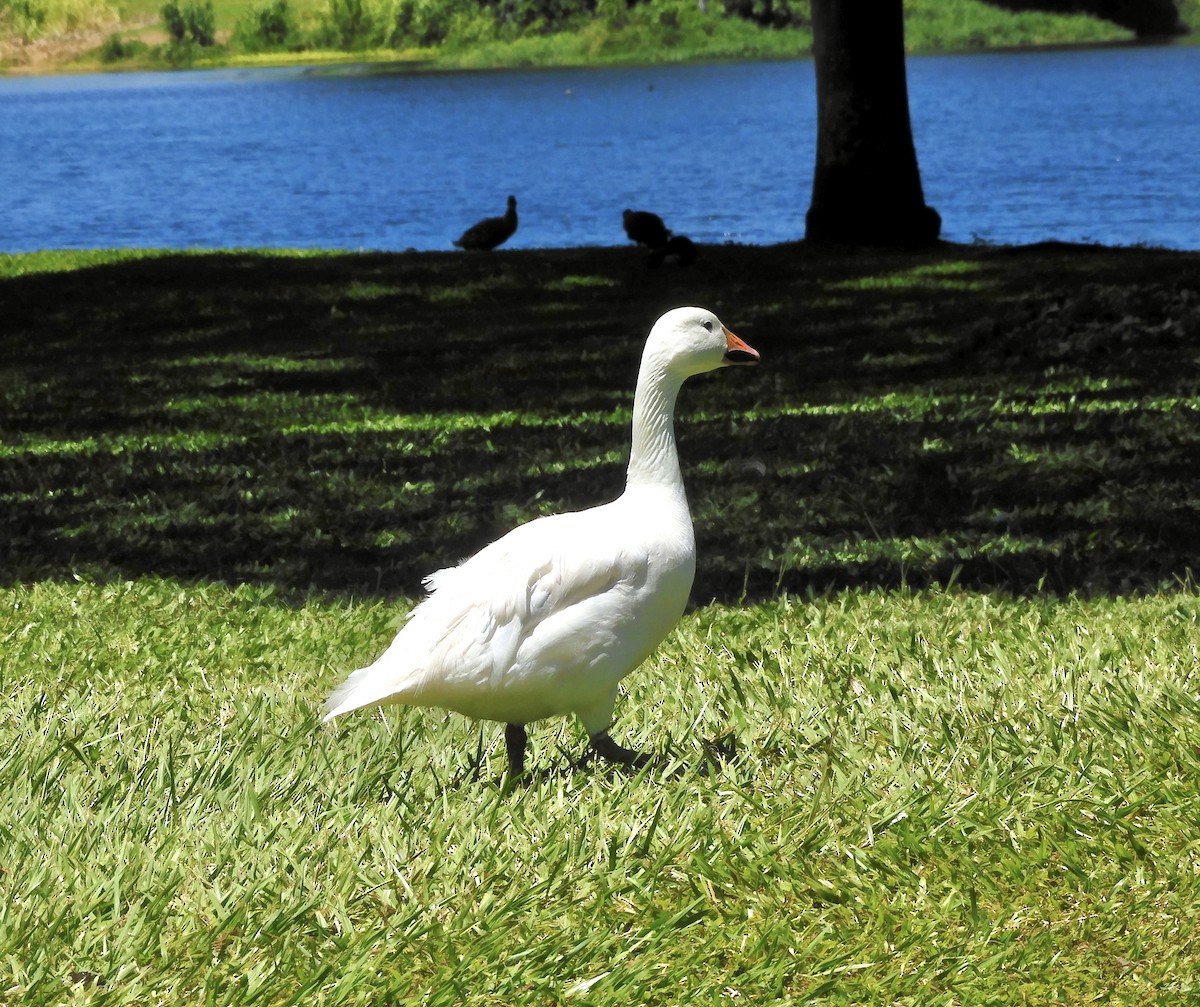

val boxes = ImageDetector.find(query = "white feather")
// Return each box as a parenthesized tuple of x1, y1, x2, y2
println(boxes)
(323, 306, 757, 739)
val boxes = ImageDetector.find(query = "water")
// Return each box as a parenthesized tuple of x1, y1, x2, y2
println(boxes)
(913, 45, 1200, 248)
(1, 44, 1197, 252)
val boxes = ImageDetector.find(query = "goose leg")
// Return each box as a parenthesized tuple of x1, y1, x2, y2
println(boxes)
(505, 723, 528, 777)
(589, 731, 651, 769)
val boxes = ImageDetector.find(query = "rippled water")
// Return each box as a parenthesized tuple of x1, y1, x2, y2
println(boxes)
(1, 43, 1196, 252)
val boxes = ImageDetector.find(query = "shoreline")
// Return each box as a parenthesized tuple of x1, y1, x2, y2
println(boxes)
(4, 9, 1194, 80)
(6, 236, 1200, 273)
(5, 236, 1200, 266)
(4, 34, 1195, 80)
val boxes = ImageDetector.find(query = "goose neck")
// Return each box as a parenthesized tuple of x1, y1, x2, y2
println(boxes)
(626, 364, 684, 490)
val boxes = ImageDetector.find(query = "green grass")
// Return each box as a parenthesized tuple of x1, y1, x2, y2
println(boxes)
(3, 241, 1200, 1003)
(4, 0, 1146, 74)
(4, 580, 1199, 1003)
(3, 243, 1198, 598)
(0, 0, 118, 41)
(432, 7, 814, 71)
(904, 0, 1129, 51)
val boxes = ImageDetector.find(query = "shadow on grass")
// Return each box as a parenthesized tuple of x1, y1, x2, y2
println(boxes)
(2, 241, 1198, 600)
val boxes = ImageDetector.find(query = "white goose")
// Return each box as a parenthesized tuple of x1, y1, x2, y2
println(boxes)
(324, 307, 759, 775)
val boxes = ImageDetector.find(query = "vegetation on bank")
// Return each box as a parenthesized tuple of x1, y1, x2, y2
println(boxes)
(3, 242, 1200, 1003)
(5, 0, 1198, 73)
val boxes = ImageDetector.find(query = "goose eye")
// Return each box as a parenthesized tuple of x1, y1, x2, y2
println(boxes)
(701, 320, 713, 332)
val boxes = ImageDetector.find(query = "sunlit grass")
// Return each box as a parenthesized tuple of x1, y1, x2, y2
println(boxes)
(831, 260, 987, 292)
(3, 579, 1199, 1003)
(0, 248, 336, 279)
(432, 9, 812, 71)
(5, 0, 1150, 76)
(904, 0, 1129, 50)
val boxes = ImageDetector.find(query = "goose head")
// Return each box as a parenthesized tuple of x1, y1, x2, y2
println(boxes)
(643, 306, 760, 379)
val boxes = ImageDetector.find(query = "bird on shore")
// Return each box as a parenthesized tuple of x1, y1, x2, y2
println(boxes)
(622, 208, 671, 249)
(324, 307, 760, 778)
(453, 195, 518, 251)
(648, 234, 698, 269)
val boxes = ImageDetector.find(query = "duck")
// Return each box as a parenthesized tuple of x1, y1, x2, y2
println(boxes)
(453, 195, 518, 251)
(622, 208, 671, 249)
(648, 234, 698, 269)
(324, 307, 760, 777)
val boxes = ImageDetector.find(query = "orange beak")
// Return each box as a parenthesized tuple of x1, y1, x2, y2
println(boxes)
(722, 325, 760, 365)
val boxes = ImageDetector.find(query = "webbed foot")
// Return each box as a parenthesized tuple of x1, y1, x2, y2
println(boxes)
(589, 731, 651, 769)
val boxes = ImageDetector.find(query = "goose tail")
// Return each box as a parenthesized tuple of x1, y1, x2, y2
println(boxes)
(324, 578, 456, 724)
(324, 665, 374, 722)
(323, 653, 420, 723)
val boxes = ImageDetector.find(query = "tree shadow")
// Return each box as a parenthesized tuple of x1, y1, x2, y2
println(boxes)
(2, 241, 1198, 601)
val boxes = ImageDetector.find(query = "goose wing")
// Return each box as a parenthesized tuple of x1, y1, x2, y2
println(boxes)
(324, 508, 656, 722)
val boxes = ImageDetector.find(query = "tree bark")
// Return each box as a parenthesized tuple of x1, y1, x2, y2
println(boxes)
(805, 0, 941, 248)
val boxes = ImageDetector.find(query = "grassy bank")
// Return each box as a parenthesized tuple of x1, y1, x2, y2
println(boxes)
(3, 241, 1200, 1003)
(8, 0, 1184, 75)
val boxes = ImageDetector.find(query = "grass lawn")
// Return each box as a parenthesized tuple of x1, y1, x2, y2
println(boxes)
(3, 240, 1200, 1003)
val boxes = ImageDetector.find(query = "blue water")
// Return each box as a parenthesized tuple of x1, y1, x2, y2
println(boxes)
(1, 43, 1197, 252)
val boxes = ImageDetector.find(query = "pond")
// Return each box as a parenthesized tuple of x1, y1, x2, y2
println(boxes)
(1, 43, 1197, 252)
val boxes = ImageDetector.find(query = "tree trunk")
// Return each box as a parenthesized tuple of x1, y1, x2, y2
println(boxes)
(805, 0, 941, 247)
